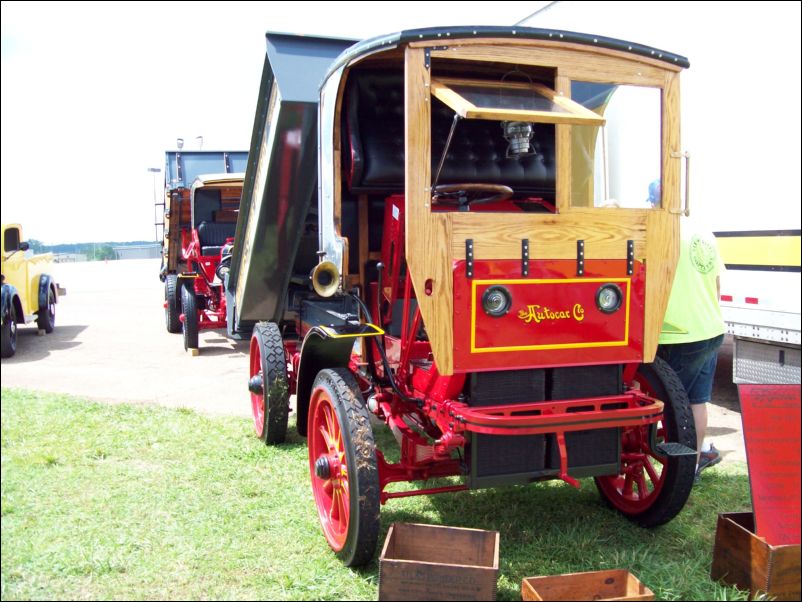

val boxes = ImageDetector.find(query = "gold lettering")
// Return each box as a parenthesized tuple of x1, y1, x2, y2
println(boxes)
(517, 303, 586, 326)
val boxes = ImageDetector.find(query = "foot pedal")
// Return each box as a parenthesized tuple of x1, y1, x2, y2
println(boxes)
(656, 442, 696, 457)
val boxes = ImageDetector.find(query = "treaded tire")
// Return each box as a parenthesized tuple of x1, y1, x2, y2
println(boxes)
(1, 310, 17, 358)
(36, 286, 56, 333)
(595, 356, 696, 527)
(164, 274, 181, 333)
(181, 283, 199, 351)
(250, 321, 289, 444)
(308, 368, 380, 567)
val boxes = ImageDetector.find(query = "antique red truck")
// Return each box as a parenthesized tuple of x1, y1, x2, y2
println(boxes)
(229, 27, 695, 566)
(158, 151, 247, 351)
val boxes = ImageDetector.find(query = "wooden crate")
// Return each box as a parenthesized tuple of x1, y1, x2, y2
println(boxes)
(711, 512, 801, 601)
(521, 569, 654, 601)
(378, 522, 499, 601)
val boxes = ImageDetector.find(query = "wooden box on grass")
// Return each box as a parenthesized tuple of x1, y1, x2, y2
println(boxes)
(378, 522, 499, 601)
(521, 569, 654, 601)
(711, 512, 801, 601)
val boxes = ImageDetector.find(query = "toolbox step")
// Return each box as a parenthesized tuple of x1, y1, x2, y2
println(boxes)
(656, 442, 697, 457)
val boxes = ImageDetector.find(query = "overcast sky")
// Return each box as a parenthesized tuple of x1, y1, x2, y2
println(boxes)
(2, 1, 799, 244)
(0, 1, 544, 244)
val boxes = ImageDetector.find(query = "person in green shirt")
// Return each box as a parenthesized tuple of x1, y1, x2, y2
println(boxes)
(657, 223, 726, 484)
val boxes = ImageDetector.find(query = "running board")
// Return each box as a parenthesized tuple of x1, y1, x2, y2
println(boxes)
(656, 442, 697, 457)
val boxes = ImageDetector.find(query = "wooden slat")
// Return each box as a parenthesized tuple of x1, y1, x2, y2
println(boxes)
(642, 70, 682, 361)
(643, 210, 678, 361)
(430, 80, 476, 118)
(405, 47, 455, 375)
(464, 107, 603, 126)
(555, 74, 572, 213)
(531, 82, 606, 121)
(433, 77, 605, 124)
(430, 45, 667, 87)
(450, 210, 647, 260)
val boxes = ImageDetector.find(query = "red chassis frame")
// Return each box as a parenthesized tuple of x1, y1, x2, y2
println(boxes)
(294, 195, 667, 503)
(179, 227, 229, 330)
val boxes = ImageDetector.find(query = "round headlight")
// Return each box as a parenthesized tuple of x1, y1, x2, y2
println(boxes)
(482, 285, 512, 317)
(596, 283, 623, 313)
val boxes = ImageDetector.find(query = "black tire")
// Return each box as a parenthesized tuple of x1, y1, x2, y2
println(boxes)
(181, 283, 199, 351)
(36, 286, 56, 333)
(250, 321, 289, 444)
(595, 356, 696, 527)
(164, 274, 181, 333)
(1, 309, 17, 358)
(308, 368, 380, 566)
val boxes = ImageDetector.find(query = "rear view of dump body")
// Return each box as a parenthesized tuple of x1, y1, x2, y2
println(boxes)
(238, 26, 697, 567)
(159, 150, 247, 279)
(226, 34, 356, 338)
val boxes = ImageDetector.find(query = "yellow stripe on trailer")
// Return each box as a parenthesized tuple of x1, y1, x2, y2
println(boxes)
(715, 231, 801, 270)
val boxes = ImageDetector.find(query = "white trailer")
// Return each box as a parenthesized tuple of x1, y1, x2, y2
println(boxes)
(715, 230, 801, 384)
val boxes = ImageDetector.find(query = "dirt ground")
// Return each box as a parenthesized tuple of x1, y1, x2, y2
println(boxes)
(1, 258, 746, 463)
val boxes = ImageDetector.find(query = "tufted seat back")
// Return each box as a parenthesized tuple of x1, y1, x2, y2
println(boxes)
(197, 221, 236, 257)
(344, 71, 556, 198)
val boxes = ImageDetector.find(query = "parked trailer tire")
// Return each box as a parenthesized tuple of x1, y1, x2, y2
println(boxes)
(308, 368, 380, 567)
(249, 321, 289, 444)
(181, 283, 199, 351)
(595, 356, 696, 527)
(1, 310, 17, 358)
(164, 274, 181, 334)
(36, 287, 55, 333)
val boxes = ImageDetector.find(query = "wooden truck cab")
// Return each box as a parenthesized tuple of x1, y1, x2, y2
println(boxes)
(237, 28, 694, 567)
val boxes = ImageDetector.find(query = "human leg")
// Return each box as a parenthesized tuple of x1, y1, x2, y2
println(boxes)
(657, 335, 724, 480)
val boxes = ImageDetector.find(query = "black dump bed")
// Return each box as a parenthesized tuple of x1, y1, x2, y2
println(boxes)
(227, 33, 355, 331)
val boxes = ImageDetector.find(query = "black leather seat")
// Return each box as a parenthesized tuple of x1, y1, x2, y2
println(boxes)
(197, 221, 236, 257)
(344, 71, 556, 198)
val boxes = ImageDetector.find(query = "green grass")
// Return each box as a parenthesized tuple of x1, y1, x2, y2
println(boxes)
(1, 388, 752, 600)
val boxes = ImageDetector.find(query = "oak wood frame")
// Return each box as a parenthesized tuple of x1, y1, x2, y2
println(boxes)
(401, 40, 683, 375)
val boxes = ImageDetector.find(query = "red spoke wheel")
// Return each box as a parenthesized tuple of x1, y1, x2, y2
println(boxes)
(595, 356, 696, 527)
(308, 368, 379, 566)
(249, 322, 289, 444)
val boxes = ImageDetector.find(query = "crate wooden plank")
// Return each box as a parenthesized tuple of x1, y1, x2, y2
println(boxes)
(379, 523, 499, 601)
(711, 512, 801, 601)
(521, 569, 653, 601)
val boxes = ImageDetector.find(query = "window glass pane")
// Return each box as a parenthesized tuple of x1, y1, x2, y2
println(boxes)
(570, 82, 661, 208)
(449, 84, 568, 113)
(4, 228, 20, 253)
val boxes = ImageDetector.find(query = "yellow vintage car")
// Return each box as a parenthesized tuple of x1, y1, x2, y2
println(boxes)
(1, 223, 63, 358)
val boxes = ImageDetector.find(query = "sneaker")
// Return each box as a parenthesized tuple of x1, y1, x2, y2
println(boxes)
(695, 444, 722, 479)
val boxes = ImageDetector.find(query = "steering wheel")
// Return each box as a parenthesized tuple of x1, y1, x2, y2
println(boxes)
(432, 183, 514, 207)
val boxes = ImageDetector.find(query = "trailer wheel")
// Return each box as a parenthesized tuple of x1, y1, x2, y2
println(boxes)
(1, 310, 17, 358)
(36, 287, 56, 333)
(308, 368, 379, 566)
(595, 356, 696, 527)
(164, 274, 181, 333)
(181, 283, 199, 351)
(249, 321, 289, 444)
